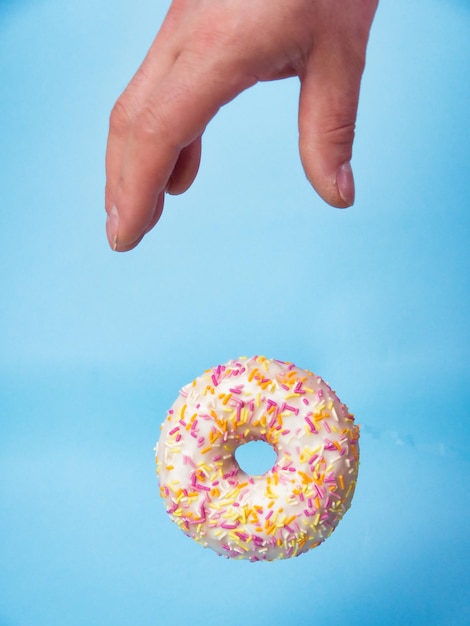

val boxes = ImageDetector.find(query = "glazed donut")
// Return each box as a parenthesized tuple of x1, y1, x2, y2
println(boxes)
(155, 356, 359, 561)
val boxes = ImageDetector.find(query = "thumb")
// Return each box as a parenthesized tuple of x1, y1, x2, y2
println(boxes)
(298, 40, 366, 208)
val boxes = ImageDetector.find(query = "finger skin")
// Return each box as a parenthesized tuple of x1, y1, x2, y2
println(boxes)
(105, 0, 379, 251)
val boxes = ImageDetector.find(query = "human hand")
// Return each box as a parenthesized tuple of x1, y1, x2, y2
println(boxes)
(105, 0, 378, 251)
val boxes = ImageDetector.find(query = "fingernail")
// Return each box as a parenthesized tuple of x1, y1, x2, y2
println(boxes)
(336, 161, 355, 207)
(106, 204, 119, 251)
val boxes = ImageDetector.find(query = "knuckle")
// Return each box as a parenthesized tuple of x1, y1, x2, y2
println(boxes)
(133, 103, 166, 141)
(325, 118, 356, 148)
(109, 98, 133, 136)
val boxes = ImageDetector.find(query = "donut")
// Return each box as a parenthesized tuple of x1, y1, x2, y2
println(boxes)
(155, 356, 359, 561)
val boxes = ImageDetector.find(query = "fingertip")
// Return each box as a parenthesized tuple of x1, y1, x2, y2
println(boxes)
(106, 193, 165, 252)
(336, 161, 355, 207)
(106, 204, 119, 251)
(299, 143, 355, 209)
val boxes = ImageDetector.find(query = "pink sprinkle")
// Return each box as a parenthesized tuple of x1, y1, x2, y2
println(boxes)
(196, 485, 211, 492)
(323, 420, 331, 433)
(302, 398, 310, 406)
(211, 374, 218, 387)
(235, 531, 249, 541)
(179, 419, 187, 427)
(315, 484, 324, 499)
(213, 455, 221, 462)
(266, 510, 273, 520)
(169, 426, 179, 436)
(317, 389, 324, 399)
(221, 522, 240, 530)
(282, 403, 299, 415)
(305, 417, 318, 434)
(175, 434, 182, 442)
(294, 382, 305, 394)
(229, 386, 244, 394)
(167, 503, 178, 514)
(223, 469, 238, 479)
(191, 420, 198, 431)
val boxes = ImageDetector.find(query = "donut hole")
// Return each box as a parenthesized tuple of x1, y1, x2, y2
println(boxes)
(234, 440, 277, 477)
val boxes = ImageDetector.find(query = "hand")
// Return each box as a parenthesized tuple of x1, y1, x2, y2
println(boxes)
(105, 0, 378, 251)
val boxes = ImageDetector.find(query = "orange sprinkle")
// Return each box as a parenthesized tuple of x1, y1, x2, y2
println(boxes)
(298, 470, 312, 483)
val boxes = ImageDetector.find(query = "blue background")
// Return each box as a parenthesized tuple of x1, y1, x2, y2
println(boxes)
(1, 1, 469, 624)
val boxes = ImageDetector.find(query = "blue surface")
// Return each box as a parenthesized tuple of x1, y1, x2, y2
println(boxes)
(1, 1, 469, 625)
